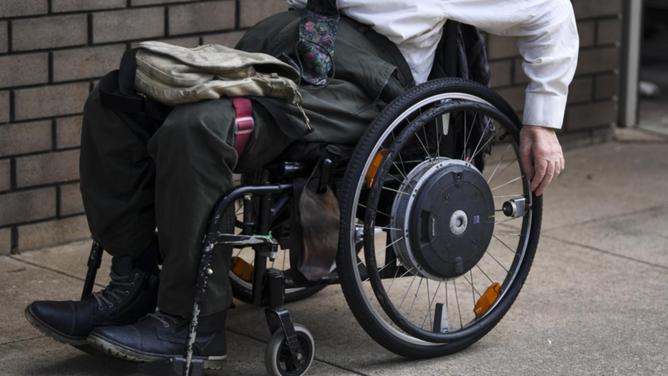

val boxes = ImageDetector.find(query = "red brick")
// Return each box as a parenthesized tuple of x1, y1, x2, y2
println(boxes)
(595, 73, 619, 100)
(577, 21, 595, 48)
(18, 215, 89, 250)
(573, 0, 622, 19)
(0, 121, 52, 157)
(0, 0, 48, 18)
(93, 7, 165, 43)
(567, 77, 593, 104)
(565, 100, 618, 131)
(12, 15, 88, 52)
(496, 86, 525, 112)
(597, 18, 622, 46)
(53, 45, 126, 82)
(52, 0, 126, 12)
(576, 47, 620, 75)
(489, 60, 512, 88)
(0, 91, 8, 124)
(15, 149, 80, 188)
(56, 116, 83, 149)
(240, 0, 286, 28)
(169, 1, 235, 35)
(0, 188, 56, 226)
(0, 227, 10, 255)
(14, 82, 89, 121)
(59, 183, 84, 216)
(0, 21, 7, 54)
(0, 159, 9, 192)
(0, 53, 49, 89)
(487, 35, 517, 60)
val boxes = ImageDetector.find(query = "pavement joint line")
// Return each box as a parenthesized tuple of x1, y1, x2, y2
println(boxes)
(543, 234, 668, 271)
(6, 255, 105, 289)
(543, 204, 668, 232)
(227, 328, 370, 375)
(0, 335, 45, 347)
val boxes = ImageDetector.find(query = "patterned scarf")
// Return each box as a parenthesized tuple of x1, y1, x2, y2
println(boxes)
(297, 0, 339, 86)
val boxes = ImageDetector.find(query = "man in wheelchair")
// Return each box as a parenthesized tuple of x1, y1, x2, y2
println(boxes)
(25, 0, 577, 370)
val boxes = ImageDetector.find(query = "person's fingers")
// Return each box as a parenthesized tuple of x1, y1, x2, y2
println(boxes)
(535, 160, 556, 196)
(530, 158, 548, 192)
(561, 155, 566, 173)
(554, 158, 563, 177)
(519, 136, 534, 180)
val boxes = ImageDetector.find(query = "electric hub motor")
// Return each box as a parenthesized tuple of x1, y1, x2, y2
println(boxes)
(390, 158, 495, 280)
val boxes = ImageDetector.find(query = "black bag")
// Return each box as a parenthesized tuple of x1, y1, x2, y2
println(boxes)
(431, 21, 496, 170)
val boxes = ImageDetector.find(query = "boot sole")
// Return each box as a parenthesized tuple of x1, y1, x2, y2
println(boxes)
(87, 332, 227, 370)
(24, 306, 88, 346)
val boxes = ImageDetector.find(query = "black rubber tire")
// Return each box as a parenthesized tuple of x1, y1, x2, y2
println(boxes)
(337, 78, 543, 359)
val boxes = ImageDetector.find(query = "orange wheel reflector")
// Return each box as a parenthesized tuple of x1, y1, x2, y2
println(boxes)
(231, 256, 254, 283)
(474, 282, 501, 317)
(365, 149, 388, 188)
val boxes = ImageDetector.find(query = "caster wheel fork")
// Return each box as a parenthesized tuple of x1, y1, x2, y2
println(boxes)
(264, 269, 315, 376)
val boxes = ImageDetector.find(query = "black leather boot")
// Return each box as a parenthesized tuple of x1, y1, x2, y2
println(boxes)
(25, 256, 159, 346)
(87, 310, 227, 367)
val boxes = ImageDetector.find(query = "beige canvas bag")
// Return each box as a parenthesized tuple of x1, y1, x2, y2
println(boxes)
(134, 41, 307, 124)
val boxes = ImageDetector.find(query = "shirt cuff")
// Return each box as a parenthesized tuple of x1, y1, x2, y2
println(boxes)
(522, 92, 567, 130)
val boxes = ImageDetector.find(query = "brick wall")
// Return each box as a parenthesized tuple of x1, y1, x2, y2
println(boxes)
(0, 0, 286, 254)
(487, 0, 623, 146)
(0, 0, 623, 253)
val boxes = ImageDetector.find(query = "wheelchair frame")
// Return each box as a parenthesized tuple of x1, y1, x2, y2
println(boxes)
(79, 77, 541, 376)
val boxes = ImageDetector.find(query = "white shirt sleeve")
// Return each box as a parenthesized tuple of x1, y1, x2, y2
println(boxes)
(285, 0, 579, 129)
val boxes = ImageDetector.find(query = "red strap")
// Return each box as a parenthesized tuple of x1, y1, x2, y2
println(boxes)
(231, 97, 255, 156)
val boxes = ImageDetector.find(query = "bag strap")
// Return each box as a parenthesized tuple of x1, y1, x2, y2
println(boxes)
(231, 97, 255, 156)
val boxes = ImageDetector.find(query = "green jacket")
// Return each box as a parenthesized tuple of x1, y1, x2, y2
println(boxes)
(236, 10, 415, 144)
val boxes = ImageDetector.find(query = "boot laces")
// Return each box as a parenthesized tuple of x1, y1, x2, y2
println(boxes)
(93, 271, 136, 308)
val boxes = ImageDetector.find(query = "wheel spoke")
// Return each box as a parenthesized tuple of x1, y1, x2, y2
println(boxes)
(474, 264, 495, 284)
(399, 276, 418, 310)
(486, 143, 512, 183)
(386, 266, 414, 295)
(492, 234, 517, 255)
(488, 157, 518, 184)
(381, 185, 410, 196)
(491, 176, 523, 191)
(453, 279, 464, 329)
(467, 120, 494, 166)
(486, 250, 509, 273)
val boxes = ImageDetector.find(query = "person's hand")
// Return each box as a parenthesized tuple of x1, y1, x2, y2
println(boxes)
(519, 125, 565, 197)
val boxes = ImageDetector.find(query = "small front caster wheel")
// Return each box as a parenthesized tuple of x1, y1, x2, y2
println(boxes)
(265, 324, 315, 376)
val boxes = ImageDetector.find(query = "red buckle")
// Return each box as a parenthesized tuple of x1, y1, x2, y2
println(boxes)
(231, 97, 254, 155)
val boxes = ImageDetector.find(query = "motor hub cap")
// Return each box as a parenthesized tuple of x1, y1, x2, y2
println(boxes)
(391, 158, 495, 280)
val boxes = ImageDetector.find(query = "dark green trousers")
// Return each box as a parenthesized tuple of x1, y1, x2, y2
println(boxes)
(79, 11, 413, 319)
(80, 87, 294, 318)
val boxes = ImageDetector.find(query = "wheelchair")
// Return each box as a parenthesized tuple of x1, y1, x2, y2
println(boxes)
(80, 77, 541, 376)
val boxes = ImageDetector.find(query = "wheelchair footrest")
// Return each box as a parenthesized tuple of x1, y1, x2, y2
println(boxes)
(211, 232, 278, 252)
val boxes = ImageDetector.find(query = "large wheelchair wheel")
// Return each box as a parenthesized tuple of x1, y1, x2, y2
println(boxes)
(337, 78, 542, 358)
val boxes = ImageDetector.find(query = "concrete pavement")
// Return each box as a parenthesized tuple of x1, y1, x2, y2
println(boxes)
(1, 139, 667, 375)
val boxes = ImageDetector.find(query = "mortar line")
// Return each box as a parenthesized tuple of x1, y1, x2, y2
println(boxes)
(227, 328, 370, 376)
(543, 234, 668, 271)
(6, 255, 105, 288)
